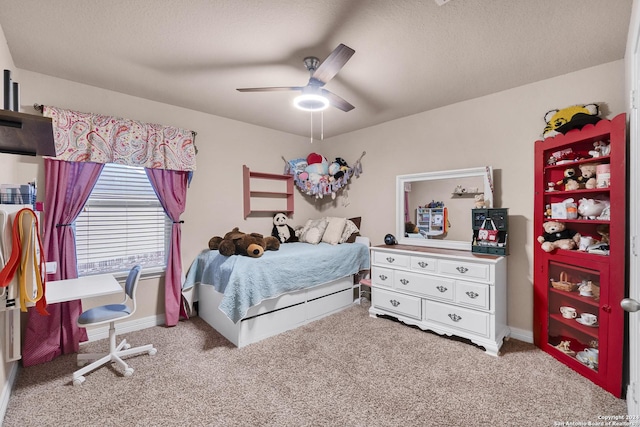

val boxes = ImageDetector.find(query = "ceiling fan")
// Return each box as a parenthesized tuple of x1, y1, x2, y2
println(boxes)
(236, 43, 355, 112)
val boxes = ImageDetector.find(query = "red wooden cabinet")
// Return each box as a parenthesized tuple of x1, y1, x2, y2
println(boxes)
(533, 113, 626, 397)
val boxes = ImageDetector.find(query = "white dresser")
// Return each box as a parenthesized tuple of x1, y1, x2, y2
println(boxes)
(369, 244, 509, 356)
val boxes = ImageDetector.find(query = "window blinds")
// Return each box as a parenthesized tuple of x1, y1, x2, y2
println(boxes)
(75, 163, 170, 276)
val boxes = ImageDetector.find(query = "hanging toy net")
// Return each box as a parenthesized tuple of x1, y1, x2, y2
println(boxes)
(284, 152, 365, 199)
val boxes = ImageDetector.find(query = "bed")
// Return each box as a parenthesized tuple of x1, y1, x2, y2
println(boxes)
(182, 239, 370, 347)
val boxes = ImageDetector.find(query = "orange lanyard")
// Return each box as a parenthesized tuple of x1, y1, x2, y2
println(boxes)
(0, 208, 48, 315)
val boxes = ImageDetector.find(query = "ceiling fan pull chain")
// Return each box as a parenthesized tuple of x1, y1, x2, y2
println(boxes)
(310, 111, 313, 144)
(321, 111, 324, 141)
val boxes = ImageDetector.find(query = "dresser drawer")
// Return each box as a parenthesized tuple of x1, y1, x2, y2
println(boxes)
(371, 266, 394, 287)
(455, 281, 490, 310)
(410, 255, 437, 273)
(438, 260, 489, 281)
(373, 251, 410, 268)
(423, 300, 490, 337)
(372, 288, 422, 320)
(395, 270, 454, 301)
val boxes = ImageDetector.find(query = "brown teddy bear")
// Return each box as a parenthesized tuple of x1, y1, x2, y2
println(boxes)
(537, 221, 581, 252)
(578, 163, 598, 189)
(208, 227, 280, 258)
(556, 167, 581, 191)
(405, 221, 419, 235)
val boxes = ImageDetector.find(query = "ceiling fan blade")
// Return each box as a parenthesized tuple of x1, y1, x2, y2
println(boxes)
(237, 86, 303, 92)
(322, 89, 355, 112)
(311, 44, 355, 85)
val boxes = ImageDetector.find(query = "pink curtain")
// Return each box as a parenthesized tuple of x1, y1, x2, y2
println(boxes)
(22, 159, 104, 366)
(405, 191, 410, 223)
(145, 168, 189, 326)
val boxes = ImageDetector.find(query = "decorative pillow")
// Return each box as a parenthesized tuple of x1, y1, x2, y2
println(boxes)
(299, 218, 329, 244)
(322, 217, 347, 245)
(349, 216, 361, 229)
(340, 218, 360, 244)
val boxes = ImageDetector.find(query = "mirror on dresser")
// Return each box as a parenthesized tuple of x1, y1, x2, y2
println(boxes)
(396, 167, 494, 251)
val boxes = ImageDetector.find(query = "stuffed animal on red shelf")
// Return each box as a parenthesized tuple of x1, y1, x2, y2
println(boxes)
(578, 163, 598, 189)
(537, 221, 581, 252)
(542, 103, 601, 139)
(556, 167, 581, 191)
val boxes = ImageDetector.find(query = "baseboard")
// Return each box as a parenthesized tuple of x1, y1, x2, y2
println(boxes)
(508, 326, 533, 344)
(0, 360, 19, 425)
(84, 314, 164, 342)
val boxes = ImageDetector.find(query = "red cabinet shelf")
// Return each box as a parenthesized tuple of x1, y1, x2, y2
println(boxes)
(533, 114, 626, 397)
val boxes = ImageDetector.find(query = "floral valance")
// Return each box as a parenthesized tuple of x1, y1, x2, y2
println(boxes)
(43, 106, 197, 171)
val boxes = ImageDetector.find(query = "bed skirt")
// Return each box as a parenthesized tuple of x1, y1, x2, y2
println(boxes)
(197, 276, 354, 347)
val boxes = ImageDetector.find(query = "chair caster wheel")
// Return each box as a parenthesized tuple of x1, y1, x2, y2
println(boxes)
(148, 348, 157, 356)
(123, 343, 131, 350)
(124, 368, 134, 377)
(73, 376, 85, 386)
(77, 361, 87, 367)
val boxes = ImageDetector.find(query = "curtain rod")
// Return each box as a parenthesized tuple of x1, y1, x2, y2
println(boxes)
(33, 103, 198, 139)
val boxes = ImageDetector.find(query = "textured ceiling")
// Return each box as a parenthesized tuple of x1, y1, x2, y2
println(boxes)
(0, 0, 633, 139)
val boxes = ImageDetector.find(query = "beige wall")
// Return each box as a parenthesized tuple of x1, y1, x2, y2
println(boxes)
(0, 18, 626, 399)
(320, 60, 625, 333)
(0, 27, 320, 398)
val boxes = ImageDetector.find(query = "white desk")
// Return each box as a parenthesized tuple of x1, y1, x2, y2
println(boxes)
(46, 274, 122, 304)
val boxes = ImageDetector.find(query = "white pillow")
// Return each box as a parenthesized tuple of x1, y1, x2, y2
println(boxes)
(339, 219, 360, 244)
(322, 217, 347, 245)
(299, 218, 328, 244)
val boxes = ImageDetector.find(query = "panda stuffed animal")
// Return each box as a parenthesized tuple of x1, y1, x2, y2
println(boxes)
(272, 212, 299, 243)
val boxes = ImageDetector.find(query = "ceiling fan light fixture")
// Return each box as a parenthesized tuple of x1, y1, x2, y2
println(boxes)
(293, 93, 330, 112)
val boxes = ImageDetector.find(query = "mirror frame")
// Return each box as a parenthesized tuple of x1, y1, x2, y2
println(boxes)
(396, 166, 494, 251)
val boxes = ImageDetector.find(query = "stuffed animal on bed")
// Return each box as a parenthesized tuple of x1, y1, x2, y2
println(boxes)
(209, 227, 280, 258)
(272, 212, 298, 243)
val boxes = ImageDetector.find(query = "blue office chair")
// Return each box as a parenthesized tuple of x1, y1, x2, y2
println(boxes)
(72, 265, 157, 386)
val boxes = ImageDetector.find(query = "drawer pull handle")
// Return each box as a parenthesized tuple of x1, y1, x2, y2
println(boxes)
(436, 285, 448, 293)
(418, 261, 429, 268)
(456, 266, 469, 274)
(390, 299, 400, 307)
(386, 257, 395, 263)
(379, 274, 388, 281)
(466, 291, 479, 299)
(400, 278, 409, 285)
(448, 313, 462, 322)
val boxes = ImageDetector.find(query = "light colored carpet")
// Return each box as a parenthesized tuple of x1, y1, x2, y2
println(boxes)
(4, 301, 627, 426)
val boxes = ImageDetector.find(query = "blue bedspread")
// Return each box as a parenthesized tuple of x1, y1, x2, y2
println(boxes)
(183, 242, 370, 323)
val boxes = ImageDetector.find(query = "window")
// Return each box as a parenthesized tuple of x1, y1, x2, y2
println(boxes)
(75, 163, 170, 276)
